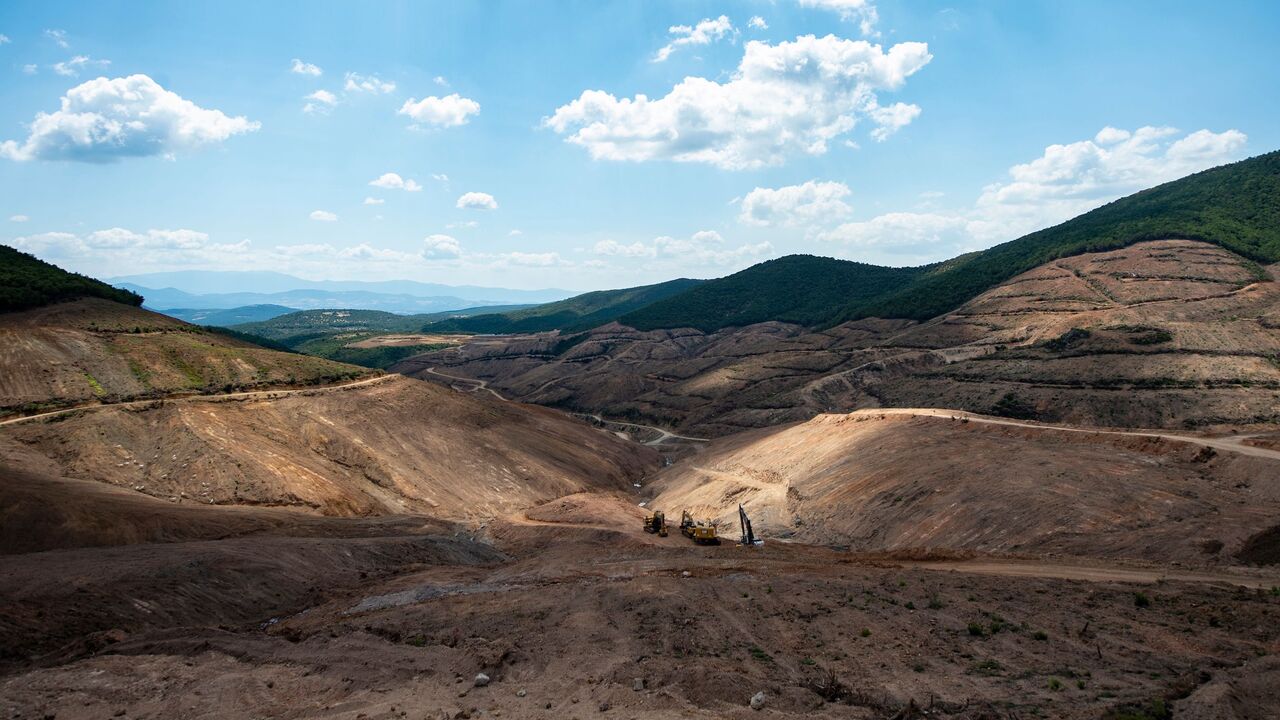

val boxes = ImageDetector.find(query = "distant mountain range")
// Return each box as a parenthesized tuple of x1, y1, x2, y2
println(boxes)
(160, 305, 299, 326)
(104, 270, 574, 314)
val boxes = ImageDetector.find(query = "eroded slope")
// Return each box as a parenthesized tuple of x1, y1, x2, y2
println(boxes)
(402, 241, 1280, 434)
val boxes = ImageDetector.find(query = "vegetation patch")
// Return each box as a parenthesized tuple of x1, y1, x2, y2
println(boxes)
(0, 245, 143, 312)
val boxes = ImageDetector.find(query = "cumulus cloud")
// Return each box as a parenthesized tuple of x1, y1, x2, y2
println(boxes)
(0, 34, 10, 45)
(51, 55, 110, 77)
(398, 93, 480, 128)
(369, 172, 422, 192)
(45, 29, 68, 48)
(748, 16, 768, 30)
(653, 15, 735, 62)
(545, 34, 931, 169)
(592, 231, 771, 267)
(740, 180, 853, 226)
(422, 234, 462, 260)
(10, 214, 30, 222)
(362, 197, 384, 205)
(344, 72, 395, 94)
(456, 191, 498, 210)
(23, 64, 38, 75)
(302, 89, 338, 114)
(309, 210, 338, 222)
(0, 74, 260, 163)
(496, 251, 562, 267)
(819, 126, 1248, 258)
(290, 58, 322, 76)
(798, 0, 879, 37)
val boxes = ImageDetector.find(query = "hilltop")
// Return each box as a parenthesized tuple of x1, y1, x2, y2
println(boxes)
(1, 245, 143, 312)
(425, 277, 704, 334)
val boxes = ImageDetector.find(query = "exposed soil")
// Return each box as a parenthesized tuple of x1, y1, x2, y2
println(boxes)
(400, 241, 1280, 436)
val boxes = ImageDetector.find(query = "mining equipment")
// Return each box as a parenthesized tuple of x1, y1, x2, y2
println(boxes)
(643, 509, 668, 536)
(738, 503, 761, 546)
(680, 509, 721, 545)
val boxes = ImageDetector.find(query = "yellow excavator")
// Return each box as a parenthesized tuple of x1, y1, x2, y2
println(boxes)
(643, 509, 668, 536)
(679, 509, 721, 545)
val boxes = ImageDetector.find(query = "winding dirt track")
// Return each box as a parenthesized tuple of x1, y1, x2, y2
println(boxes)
(424, 367, 709, 445)
(0, 374, 396, 427)
(897, 557, 1280, 589)
(858, 408, 1280, 461)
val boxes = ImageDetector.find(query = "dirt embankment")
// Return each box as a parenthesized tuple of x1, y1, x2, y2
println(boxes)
(647, 409, 1280, 565)
(0, 374, 660, 519)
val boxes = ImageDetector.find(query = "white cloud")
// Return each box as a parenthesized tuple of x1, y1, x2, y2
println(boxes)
(51, 55, 110, 77)
(45, 29, 68, 48)
(0, 74, 260, 163)
(508, 229, 523, 237)
(433, 76, 449, 87)
(23, 64, 38, 75)
(344, 72, 395, 94)
(398, 93, 480, 128)
(740, 180, 853, 226)
(369, 172, 423, 192)
(456, 191, 498, 210)
(302, 89, 338, 114)
(447, 220, 479, 229)
(309, 210, 338, 222)
(748, 16, 768, 30)
(0, 34, 10, 45)
(432, 173, 449, 182)
(798, 0, 879, 37)
(10, 214, 30, 222)
(290, 58, 322, 76)
(422, 234, 462, 260)
(865, 100, 921, 141)
(593, 231, 771, 267)
(363, 197, 384, 205)
(819, 126, 1249, 257)
(545, 34, 931, 169)
(498, 251, 562, 267)
(653, 15, 735, 63)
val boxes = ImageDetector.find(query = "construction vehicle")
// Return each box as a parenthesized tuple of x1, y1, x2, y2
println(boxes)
(679, 509, 721, 545)
(738, 504, 761, 546)
(643, 509, 668, 537)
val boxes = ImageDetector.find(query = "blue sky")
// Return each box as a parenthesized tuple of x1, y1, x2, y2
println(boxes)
(1, 0, 1277, 291)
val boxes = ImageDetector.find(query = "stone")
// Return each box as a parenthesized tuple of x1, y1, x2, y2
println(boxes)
(750, 691, 766, 710)
(474, 673, 490, 688)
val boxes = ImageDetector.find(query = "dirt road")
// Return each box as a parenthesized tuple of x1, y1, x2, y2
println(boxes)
(859, 408, 1280, 461)
(421, 366, 507, 401)
(897, 557, 1280, 589)
(0, 374, 395, 427)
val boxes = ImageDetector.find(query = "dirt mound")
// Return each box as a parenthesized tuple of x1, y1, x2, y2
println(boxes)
(0, 464, 457, 554)
(0, 375, 660, 519)
(646, 410, 1280, 563)
(405, 241, 1280, 435)
(0, 298, 372, 417)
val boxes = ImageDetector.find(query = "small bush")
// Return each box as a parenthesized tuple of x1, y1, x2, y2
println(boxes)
(1033, 630, 1049, 641)
(967, 623, 985, 637)
(1134, 592, 1151, 608)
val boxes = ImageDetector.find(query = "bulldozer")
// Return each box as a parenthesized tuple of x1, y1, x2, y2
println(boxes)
(679, 509, 721, 545)
(643, 509, 668, 536)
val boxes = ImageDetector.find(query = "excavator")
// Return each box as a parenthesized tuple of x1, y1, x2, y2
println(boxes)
(738, 503, 761, 547)
(643, 509, 668, 537)
(679, 509, 721, 545)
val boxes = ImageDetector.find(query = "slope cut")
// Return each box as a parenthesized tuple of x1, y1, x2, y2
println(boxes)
(0, 374, 659, 519)
(647, 409, 1280, 564)
(0, 298, 373, 417)
(405, 240, 1280, 435)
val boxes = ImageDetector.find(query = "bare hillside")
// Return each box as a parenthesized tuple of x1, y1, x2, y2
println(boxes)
(402, 240, 1280, 435)
(0, 374, 659, 519)
(646, 409, 1280, 564)
(0, 299, 373, 417)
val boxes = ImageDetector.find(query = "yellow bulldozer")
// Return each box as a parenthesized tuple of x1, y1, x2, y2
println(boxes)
(643, 509, 668, 536)
(679, 509, 721, 545)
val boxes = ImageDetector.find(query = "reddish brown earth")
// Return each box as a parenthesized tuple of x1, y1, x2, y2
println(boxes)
(400, 240, 1280, 436)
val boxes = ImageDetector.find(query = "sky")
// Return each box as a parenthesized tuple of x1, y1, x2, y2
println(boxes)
(1, 0, 1278, 291)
